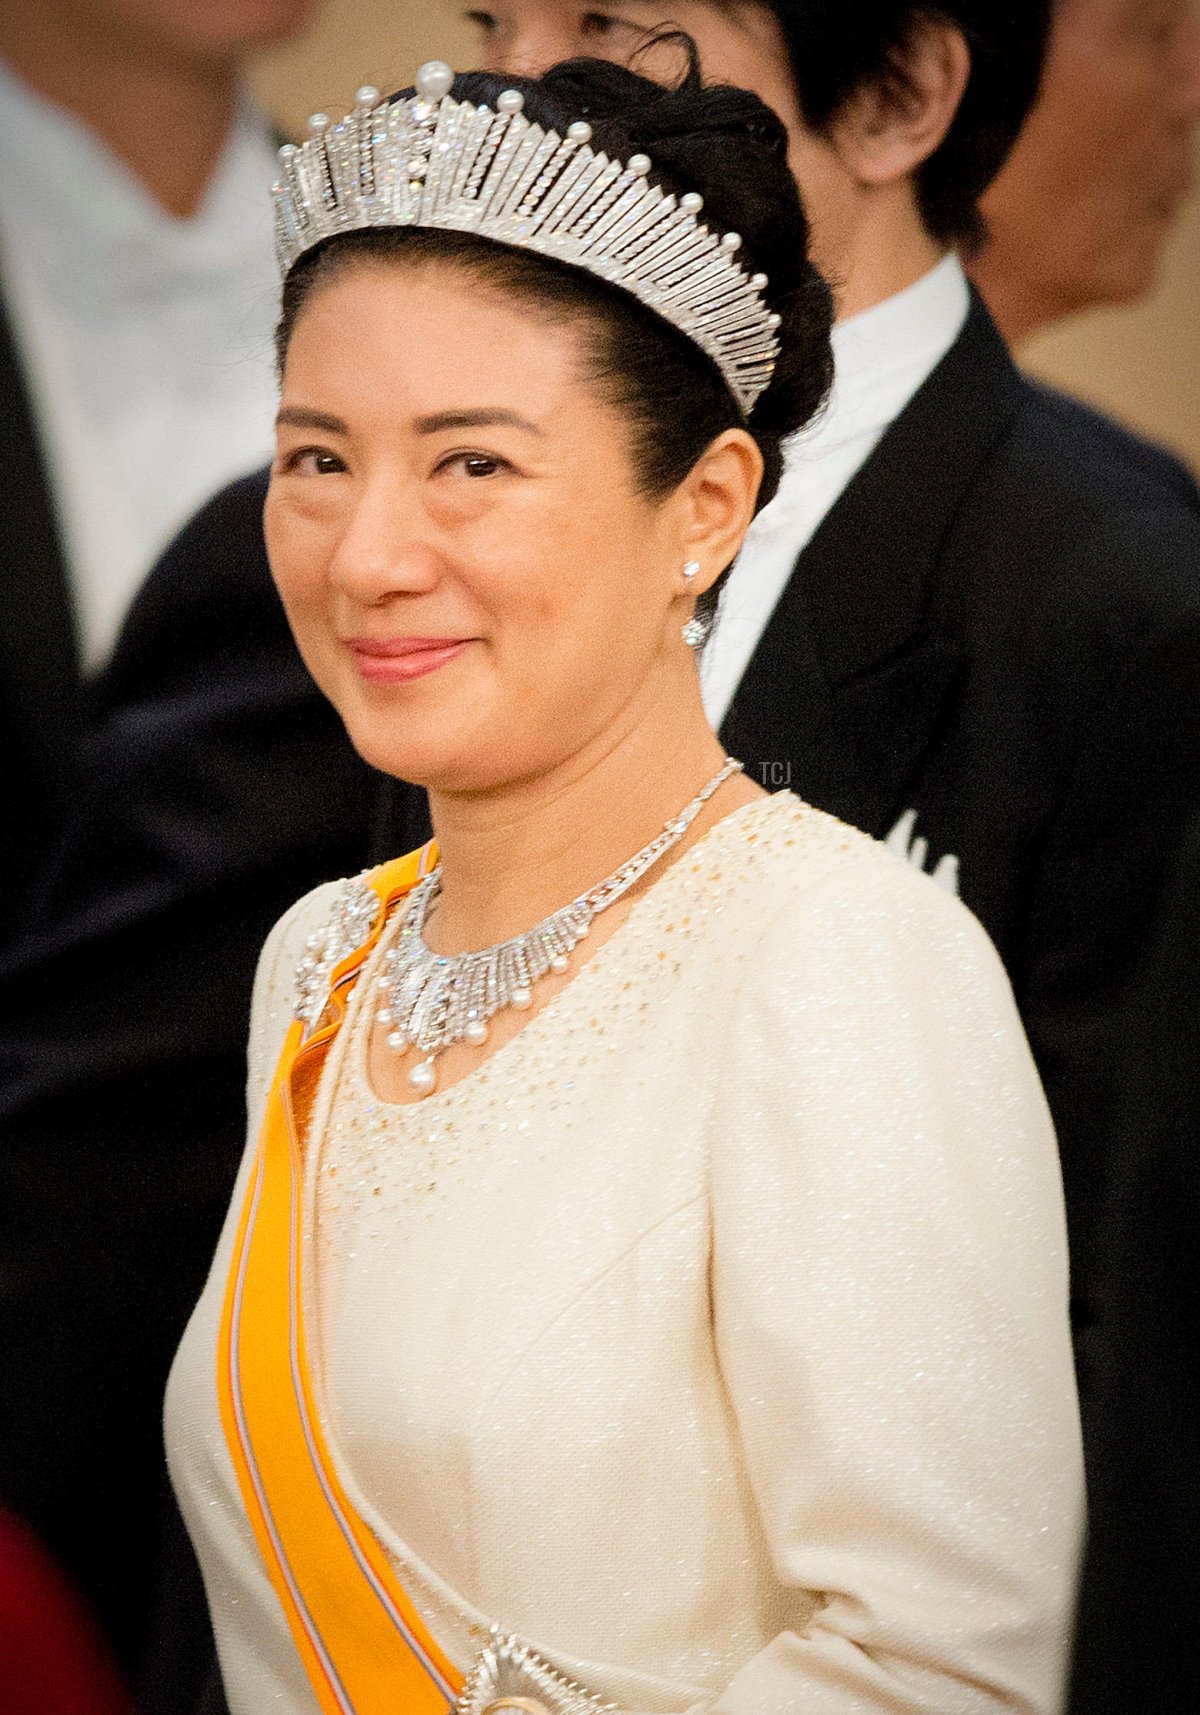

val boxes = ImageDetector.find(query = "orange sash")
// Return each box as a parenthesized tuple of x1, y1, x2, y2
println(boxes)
(215, 842, 464, 1714)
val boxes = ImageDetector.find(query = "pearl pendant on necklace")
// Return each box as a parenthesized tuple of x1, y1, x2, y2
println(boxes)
(408, 1058, 437, 1094)
(398, 959, 564, 1096)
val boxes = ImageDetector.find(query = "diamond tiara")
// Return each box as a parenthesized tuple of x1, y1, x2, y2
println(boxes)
(272, 60, 781, 416)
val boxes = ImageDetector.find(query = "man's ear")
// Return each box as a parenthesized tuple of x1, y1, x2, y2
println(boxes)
(829, 19, 971, 188)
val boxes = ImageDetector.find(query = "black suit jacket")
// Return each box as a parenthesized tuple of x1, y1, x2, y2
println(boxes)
(1, 294, 1198, 1703)
(1065, 811, 1200, 1715)
(0, 292, 87, 938)
(0, 118, 293, 951)
(0, 475, 392, 1690)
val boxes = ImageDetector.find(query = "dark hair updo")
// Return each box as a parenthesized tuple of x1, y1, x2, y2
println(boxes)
(277, 45, 835, 623)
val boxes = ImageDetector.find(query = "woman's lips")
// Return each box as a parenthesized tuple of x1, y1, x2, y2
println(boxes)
(347, 637, 471, 683)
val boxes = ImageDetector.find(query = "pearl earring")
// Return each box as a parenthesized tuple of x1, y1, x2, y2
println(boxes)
(681, 560, 705, 648)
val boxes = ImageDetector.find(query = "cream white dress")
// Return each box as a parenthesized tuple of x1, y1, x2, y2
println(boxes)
(166, 793, 1083, 1715)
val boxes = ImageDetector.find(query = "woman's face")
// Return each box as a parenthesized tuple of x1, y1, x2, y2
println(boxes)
(265, 262, 707, 793)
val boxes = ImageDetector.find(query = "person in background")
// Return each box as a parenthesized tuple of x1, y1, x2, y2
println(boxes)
(0, 0, 321, 1694)
(973, 0, 1200, 341)
(0, 0, 319, 939)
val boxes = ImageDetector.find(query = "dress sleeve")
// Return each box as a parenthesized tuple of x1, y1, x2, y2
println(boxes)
(703, 855, 1083, 1714)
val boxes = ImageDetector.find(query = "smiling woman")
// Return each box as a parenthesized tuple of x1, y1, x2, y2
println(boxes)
(166, 49, 1083, 1715)
(267, 253, 760, 790)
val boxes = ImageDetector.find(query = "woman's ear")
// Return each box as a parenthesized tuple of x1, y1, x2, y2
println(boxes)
(830, 19, 971, 189)
(677, 428, 763, 593)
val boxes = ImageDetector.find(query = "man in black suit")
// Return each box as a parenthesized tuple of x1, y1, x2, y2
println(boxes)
(0, 0, 315, 943)
(2, 3, 1198, 1708)
(0, 479, 390, 1691)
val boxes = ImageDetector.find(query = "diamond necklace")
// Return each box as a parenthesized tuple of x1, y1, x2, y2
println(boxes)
(375, 756, 743, 1096)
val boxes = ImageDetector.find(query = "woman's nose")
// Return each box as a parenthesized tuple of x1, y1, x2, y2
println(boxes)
(327, 479, 441, 603)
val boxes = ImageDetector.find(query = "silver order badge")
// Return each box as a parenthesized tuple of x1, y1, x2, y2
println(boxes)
(453, 1630, 615, 1715)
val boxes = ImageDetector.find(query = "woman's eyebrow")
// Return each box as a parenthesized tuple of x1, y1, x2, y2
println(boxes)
(413, 408, 544, 436)
(275, 405, 546, 436)
(275, 406, 348, 433)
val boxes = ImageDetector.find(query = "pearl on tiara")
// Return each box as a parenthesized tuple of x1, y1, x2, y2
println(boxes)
(415, 60, 454, 101)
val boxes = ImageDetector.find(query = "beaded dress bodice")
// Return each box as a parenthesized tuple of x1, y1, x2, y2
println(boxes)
(311, 816, 735, 1233)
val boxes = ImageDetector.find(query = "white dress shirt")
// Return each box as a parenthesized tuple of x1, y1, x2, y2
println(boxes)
(0, 58, 281, 670)
(168, 794, 1082, 1715)
(702, 254, 971, 727)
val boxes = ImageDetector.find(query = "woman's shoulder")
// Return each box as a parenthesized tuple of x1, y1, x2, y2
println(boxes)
(705, 794, 1028, 1076)
(708, 792, 992, 965)
(711, 791, 961, 905)
(244, 849, 435, 1128)
(251, 843, 436, 1026)
(251, 878, 350, 1019)
(245, 877, 354, 1113)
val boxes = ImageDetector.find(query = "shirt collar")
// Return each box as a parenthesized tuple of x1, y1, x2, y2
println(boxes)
(0, 53, 278, 268)
(796, 252, 971, 459)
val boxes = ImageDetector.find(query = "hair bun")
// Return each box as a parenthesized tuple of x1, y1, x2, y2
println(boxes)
(449, 44, 833, 461)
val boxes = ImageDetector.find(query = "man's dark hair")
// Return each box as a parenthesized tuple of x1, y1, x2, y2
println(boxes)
(761, 2, 1053, 246)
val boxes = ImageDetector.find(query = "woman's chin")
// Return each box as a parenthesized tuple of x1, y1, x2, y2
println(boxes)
(345, 728, 449, 788)
(340, 711, 487, 793)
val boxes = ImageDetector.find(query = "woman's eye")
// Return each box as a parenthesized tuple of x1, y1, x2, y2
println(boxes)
(442, 452, 507, 479)
(282, 447, 345, 476)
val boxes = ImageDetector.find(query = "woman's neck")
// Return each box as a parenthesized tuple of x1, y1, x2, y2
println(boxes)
(424, 696, 761, 954)
(0, 9, 239, 217)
